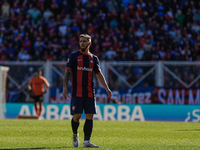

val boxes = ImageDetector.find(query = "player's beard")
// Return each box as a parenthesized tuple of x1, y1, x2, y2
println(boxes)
(80, 44, 89, 52)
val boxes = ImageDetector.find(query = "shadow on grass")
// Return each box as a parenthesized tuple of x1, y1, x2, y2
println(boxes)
(176, 129, 200, 131)
(0, 147, 71, 150)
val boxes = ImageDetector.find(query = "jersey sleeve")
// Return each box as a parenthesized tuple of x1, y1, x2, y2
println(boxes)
(41, 76, 47, 84)
(93, 56, 101, 74)
(66, 54, 73, 70)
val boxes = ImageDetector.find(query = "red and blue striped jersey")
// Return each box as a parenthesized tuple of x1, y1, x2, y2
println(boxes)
(66, 50, 101, 97)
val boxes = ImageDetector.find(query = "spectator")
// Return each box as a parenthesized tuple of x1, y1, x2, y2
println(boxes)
(105, 47, 117, 60)
(191, 22, 200, 34)
(74, 11, 83, 25)
(165, 8, 174, 21)
(0, 53, 7, 61)
(136, 47, 144, 60)
(63, 14, 72, 27)
(194, 10, 200, 22)
(157, 2, 165, 17)
(1, 2, 10, 19)
(43, 8, 53, 21)
(22, 36, 31, 51)
(143, 40, 152, 50)
(58, 49, 67, 60)
(102, 37, 112, 49)
(18, 49, 31, 61)
(32, 50, 41, 60)
(110, 18, 118, 29)
(50, 0, 59, 16)
(176, 10, 185, 27)
(28, 7, 41, 23)
(106, 0, 118, 13)
(123, 0, 135, 7)
(6, 43, 16, 57)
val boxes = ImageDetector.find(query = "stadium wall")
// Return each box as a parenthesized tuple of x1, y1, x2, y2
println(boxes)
(5, 103, 200, 122)
(48, 87, 200, 104)
(7, 86, 200, 105)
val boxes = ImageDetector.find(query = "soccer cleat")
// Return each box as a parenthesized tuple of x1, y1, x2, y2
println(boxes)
(73, 133, 79, 147)
(37, 116, 43, 120)
(82, 141, 99, 148)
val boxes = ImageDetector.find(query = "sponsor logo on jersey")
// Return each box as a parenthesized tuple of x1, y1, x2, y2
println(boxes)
(77, 66, 93, 72)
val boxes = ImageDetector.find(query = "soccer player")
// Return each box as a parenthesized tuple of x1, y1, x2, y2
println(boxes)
(62, 34, 112, 148)
(27, 70, 50, 118)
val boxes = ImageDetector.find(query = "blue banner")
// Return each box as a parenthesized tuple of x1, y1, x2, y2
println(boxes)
(49, 87, 154, 104)
(5, 103, 200, 122)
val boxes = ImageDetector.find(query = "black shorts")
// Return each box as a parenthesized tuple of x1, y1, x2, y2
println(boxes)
(70, 96, 97, 115)
(33, 95, 43, 102)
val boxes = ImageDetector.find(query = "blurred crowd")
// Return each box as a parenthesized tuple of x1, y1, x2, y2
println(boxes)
(0, 0, 200, 62)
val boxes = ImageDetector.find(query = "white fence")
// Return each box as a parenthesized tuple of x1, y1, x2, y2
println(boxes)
(1, 61, 200, 103)
(105, 61, 200, 89)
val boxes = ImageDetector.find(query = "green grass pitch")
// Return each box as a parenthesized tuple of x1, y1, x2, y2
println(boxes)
(0, 119, 200, 150)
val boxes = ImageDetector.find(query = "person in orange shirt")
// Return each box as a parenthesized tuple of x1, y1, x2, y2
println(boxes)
(27, 70, 50, 117)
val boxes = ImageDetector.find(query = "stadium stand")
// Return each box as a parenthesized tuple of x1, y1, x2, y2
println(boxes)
(0, 0, 199, 62)
(0, 0, 200, 91)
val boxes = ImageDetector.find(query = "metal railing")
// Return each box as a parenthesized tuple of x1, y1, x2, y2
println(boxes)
(1, 61, 200, 103)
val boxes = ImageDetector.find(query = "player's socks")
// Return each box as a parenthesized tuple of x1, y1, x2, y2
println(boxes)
(39, 105, 42, 116)
(71, 118, 79, 134)
(84, 119, 93, 141)
(34, 104, 39, 115)
(71, 118, 80, 147)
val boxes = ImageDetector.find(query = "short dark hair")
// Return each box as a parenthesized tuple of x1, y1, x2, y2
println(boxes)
(79, 34, 91, 42)
(36, 70, 42, 73)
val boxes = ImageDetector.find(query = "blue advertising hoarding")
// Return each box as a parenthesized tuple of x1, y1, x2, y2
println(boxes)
(5, 103, 200, 122)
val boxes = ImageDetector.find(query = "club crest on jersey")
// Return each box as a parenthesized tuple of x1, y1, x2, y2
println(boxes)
(90, 60, 93, 63)
(67, 58, 70, 63)
(72, 106, 76, 111)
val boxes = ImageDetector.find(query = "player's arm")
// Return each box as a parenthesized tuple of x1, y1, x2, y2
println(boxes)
(96, 72, 112, 98)
(27, 78, 32, 91)
(44, 79, 50, 92)
(62, 68, 71, 99)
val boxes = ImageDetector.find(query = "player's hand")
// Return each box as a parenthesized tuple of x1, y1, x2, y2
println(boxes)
(28, 90, 34, 96)
(42, 90, 47, 94)
(106, 89, 112, 98)
(62, 87, 69, 99)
